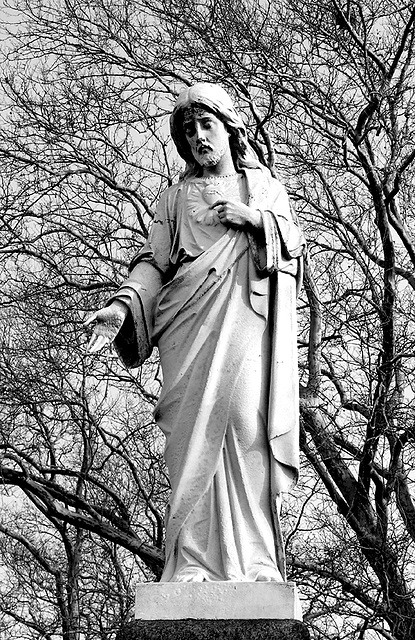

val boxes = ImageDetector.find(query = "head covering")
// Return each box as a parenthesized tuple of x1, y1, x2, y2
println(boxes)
(170, 83, 249, 166)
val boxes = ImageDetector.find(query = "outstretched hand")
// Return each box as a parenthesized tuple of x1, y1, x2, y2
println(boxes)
(84, 300, 129, 354)
(210, 200, 262, 230)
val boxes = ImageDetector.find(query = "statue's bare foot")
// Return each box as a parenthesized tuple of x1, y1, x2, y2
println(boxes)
(175, 567, 207, 582)
(255, 568, 283, 582)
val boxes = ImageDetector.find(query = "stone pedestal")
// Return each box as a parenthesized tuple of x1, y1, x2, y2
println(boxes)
(135, 582, 303, 620)
(115, 582, 310, 639)
(117, 619, 310, 639)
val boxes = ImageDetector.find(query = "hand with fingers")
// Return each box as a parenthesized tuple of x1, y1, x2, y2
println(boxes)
(210, 200, 263, 230)
(84, 300, 129, 354)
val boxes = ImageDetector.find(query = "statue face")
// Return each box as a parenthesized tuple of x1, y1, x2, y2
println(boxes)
(183, 108, 231, 168)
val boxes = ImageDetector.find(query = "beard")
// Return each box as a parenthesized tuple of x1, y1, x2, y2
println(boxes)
(196, 141, 228, 167)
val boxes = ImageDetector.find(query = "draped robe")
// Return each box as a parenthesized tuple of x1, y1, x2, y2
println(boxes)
(112, 166, 305, 582)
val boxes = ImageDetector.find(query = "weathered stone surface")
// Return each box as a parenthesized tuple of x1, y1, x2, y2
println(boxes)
(116, 619, 311, 640)
(135, 581, 303, 621)
(88, 83, 305, 587)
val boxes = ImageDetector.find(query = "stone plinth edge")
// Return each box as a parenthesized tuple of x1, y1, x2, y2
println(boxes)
(117, 619, 311, 640)
(135, 581, 302, 621)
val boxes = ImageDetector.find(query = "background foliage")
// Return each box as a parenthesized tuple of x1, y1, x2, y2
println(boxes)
(0, 1, 415, 638)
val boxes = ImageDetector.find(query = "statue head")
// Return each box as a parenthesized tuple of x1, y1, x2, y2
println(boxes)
(170, 83, 259, 177)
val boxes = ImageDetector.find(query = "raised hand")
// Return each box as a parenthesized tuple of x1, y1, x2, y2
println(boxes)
(84, 300, 129, 354)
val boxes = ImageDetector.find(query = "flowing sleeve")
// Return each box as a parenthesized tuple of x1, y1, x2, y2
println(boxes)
(249, 178, 305, 277)
(129, 189, 177, 278)
(245, 174, 304, 493)
(108, 187, 177, 368)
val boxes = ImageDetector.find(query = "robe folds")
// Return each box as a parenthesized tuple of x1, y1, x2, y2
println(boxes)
(112, 166, 305, 582)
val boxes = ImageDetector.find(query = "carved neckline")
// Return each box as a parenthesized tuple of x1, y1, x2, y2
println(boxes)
(194, 173, 241, 182)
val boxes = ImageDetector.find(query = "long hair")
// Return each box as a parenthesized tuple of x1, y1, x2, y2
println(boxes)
(169, 84, 264, 180)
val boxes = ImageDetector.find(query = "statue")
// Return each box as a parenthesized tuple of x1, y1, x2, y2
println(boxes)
(86, 83, 306, 583)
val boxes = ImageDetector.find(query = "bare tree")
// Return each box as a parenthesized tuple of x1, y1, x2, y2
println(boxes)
(0, 0, 415, 638)
(0, 498, 145, 639)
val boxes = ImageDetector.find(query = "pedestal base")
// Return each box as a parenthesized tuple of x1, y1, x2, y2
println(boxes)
(116, 582, 310, 639)
(135, 582, 302, 620)
(117, 619, 310, 640)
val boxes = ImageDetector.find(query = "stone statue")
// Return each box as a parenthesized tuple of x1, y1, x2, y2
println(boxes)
(86, 83, 305, 583)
